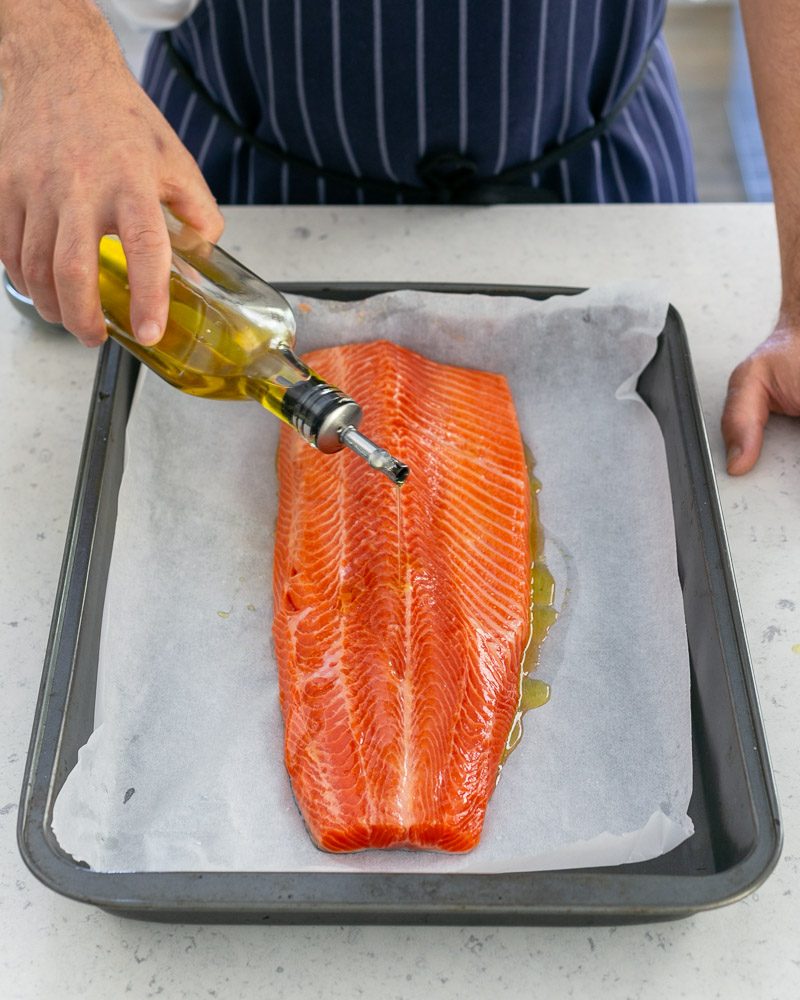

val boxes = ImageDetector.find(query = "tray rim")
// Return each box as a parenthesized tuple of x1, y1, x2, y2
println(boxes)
(16, 281, 782, 924)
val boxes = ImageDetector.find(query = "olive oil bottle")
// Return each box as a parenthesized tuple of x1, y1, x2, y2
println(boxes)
(97, 214, 408, 484)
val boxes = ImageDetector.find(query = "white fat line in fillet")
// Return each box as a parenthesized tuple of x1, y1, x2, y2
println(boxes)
(529, 0, 549, 185)
(639, 87, 678, 201)
(400, 500, 414, 825)
(458, 0, 468, 153)
(373, 0, 399, 182)
(442, 502, 526, 553)
(622, 106, 659, 200)
(443, 478, 525, 517)
(492, 0, 511, 175)
(207, 3, 243, 124)
(416, 0, 426, 158)
(335, 385, 379, 831)
(444, 538, 527, 591)
(440, 483, 526, 525)
(332, 0, 362, 179)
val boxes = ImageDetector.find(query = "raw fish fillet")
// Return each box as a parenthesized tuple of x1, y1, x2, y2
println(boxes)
(272, 340, 531, 852)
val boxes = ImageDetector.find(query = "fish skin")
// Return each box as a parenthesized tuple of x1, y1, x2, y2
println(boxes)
(272, 340, 531, 853)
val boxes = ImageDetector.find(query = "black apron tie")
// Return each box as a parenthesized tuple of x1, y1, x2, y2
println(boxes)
(162, 28, 658, 206)
(415, 152, 559, 204)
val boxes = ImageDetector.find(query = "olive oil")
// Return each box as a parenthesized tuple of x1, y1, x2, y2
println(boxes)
(98, 233, 311, 421)
(501, 449, 558, 765)
(96, 216, 409, 483)
(390, 432, 555, 767)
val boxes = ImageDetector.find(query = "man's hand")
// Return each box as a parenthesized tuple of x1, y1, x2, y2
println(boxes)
(736, 0, 800, 474)
(722, 320, 800, 475)
(0, 0, 223, 347)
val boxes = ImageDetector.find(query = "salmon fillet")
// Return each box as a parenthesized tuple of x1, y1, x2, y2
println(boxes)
(272, 340, 531, 852)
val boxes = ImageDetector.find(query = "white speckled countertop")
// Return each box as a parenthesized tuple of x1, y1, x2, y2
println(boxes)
(1, 205, 798, 999)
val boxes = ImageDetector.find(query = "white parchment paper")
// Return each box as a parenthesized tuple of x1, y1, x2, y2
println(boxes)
(52, 284, 694, 873)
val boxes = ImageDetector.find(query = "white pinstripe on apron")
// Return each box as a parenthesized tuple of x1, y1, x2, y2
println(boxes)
(142, 0, 696, 205)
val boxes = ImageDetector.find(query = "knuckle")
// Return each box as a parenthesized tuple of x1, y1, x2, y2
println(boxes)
(726, 359, 753, 391)
(121, 222, 167, 257)
(22, 254, 52, 291)
(0, 165, 19, 195)
(208, 211, 224, 242)
(55, 255, 93, 286)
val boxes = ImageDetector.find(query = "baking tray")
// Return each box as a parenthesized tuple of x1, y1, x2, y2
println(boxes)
(17, 282, 782, 925)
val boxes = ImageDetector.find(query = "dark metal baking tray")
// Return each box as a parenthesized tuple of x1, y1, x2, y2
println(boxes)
(17, 283, 781, 924)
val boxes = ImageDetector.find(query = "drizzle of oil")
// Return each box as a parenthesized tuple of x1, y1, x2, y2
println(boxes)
(501, 443, 558, 765)
(394, 483, 406, 584)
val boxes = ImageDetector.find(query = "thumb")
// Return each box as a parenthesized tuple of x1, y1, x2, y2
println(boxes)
(721, 360, 771, 475)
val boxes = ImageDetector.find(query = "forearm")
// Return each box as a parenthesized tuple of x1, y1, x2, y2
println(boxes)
(719, 1, 800, 473)
(0, 0, 221, 347)
(740, 0, 800, 318)
(0, 1, 124, 97)
(0, 0, 107, 35)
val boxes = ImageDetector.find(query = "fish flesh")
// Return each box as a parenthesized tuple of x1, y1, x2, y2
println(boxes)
(272, 340, 531, 852)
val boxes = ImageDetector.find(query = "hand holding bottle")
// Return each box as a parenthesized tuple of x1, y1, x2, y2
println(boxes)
(0, 0, 223, 347)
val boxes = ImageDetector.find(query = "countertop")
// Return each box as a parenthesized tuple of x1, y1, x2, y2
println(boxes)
(1, 204, 798, 999)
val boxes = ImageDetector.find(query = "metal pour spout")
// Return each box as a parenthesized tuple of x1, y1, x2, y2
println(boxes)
(339, 426, 410, 485)
(282, 374, 409, 485)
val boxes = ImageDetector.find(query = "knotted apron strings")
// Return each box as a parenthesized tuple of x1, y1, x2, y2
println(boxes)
(161, 26, 658, 205)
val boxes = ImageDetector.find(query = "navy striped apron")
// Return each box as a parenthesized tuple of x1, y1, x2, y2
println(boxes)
(141, 0, 696, 205)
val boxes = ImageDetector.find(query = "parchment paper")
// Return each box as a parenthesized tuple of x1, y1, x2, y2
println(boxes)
(52, 284, 694, 873)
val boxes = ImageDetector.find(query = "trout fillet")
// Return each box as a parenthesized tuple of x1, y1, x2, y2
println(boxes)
(272, 340, 531, 852)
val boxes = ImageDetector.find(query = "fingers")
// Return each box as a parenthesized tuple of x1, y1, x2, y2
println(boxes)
(20, 210, 61, 323)
(0, 205, 27, 298)
(721, 360, 771, 476)
(163, 157, 224, 243)
(53, 208, 106, 347)
(116, 200, 172, 346)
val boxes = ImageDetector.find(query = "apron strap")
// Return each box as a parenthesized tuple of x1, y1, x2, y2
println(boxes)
(161, 27, 658, 205)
